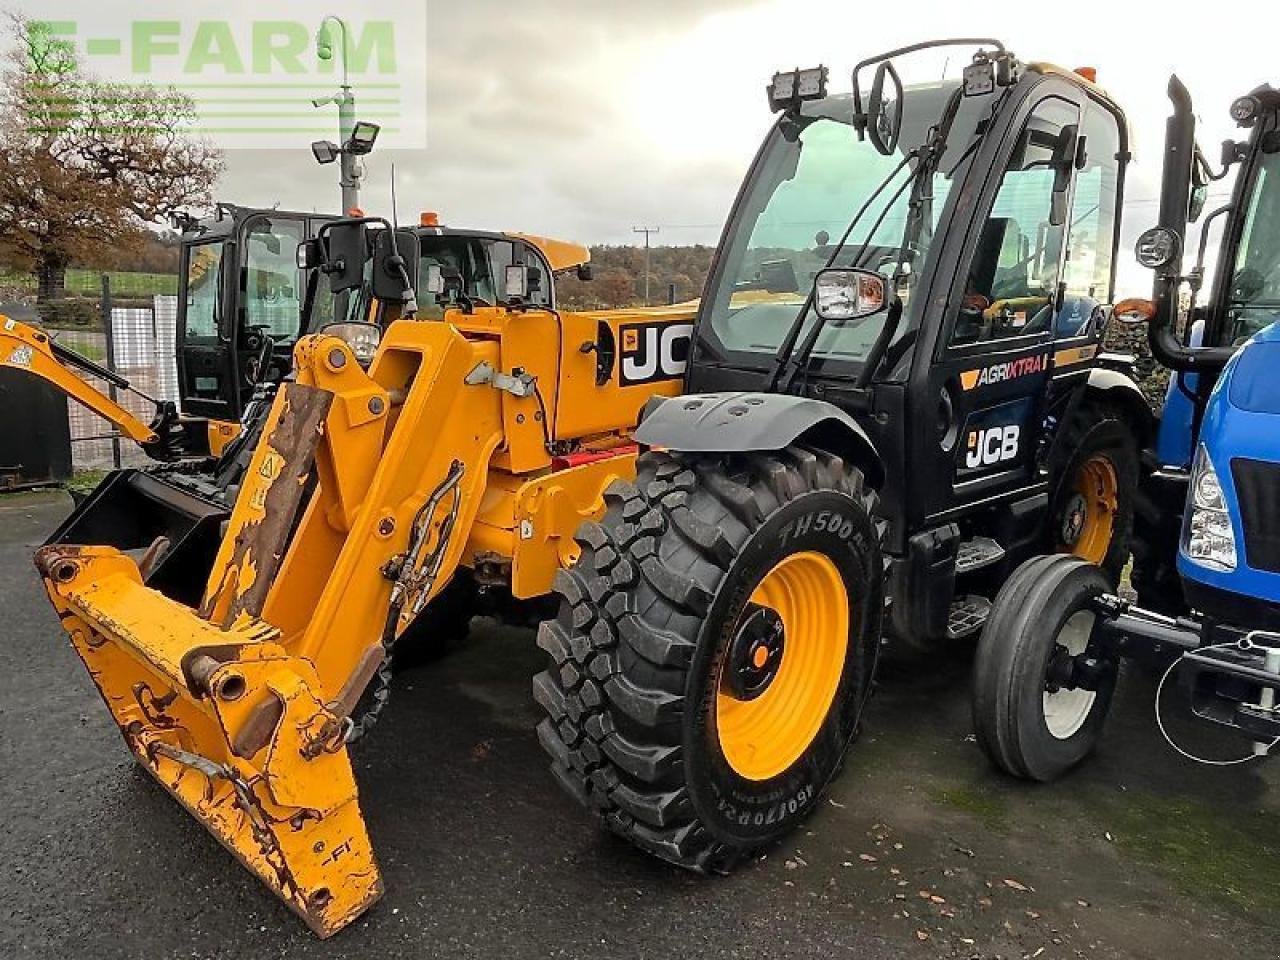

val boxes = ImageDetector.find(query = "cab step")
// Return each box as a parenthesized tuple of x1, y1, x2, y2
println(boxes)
(947, 595, 992, 640)
(955, 537, 1006, 575)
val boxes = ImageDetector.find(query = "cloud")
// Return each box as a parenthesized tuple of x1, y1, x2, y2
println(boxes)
(212, 0, 1268, 286)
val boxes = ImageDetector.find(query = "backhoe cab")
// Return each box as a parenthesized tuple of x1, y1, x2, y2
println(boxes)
(35, 39, 1148, 937)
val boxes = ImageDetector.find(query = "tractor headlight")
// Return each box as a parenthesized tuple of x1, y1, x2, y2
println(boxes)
(322, 321, 381, 367)
(1230, 95, 1260, 125)
(1184, 445, 1237, 571)
(1135, 226, 1181, 270)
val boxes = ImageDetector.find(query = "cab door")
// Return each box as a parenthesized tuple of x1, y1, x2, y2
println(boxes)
(177, 212, 312, 422)
(908, 91, 1085, 523)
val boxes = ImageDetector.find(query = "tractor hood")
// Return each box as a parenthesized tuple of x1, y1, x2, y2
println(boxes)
(1227, 320, 1280, 415)
(1180, 320, 1280, 606)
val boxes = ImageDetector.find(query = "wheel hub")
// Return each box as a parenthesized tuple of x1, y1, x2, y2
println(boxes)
(723, 604, 785, 701)
(1061, 492, 1088, 547)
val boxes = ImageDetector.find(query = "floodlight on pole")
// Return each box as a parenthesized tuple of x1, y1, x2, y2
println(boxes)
(312, 15, 363, 213)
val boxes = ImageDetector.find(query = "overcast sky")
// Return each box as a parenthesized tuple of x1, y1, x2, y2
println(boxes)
(38, 0, 1274, 295)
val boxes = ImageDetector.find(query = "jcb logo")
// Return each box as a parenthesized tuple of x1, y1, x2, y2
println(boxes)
(965, 425, 1020, 469)
(619, 322, 694, 387)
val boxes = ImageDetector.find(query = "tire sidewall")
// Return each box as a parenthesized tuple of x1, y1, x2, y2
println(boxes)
(682, 488, 881, 846)
(1010, 563, 1116, 780)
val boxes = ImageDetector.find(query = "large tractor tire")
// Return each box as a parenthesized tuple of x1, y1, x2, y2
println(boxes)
(534, 447, 883, 870)
(972, 555, 1118, 781)
(1047, 400, 1139, 580)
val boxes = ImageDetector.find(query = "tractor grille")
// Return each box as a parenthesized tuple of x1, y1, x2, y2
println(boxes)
(1231, 459, 1280, 574)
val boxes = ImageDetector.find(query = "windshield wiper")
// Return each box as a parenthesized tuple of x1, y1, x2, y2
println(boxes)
(765, 151, 913, 392)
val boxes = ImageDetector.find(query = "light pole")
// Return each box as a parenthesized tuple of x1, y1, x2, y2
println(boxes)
(312, 16, 362, 213)
(633, 225, 660, 305)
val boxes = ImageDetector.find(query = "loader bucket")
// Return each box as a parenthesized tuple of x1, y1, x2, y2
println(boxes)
(47, 469, 229, 608)
(35, 543, 382, 937)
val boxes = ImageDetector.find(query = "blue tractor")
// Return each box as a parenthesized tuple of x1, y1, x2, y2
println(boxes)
(972, 76, 1280, 780)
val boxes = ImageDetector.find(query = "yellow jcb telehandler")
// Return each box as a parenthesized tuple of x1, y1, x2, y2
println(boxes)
(9, 214, 596, 608)
(36, 40, 1152, 938)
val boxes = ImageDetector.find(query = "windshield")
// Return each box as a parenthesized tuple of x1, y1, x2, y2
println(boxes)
(418, 235, 551, 317)
(701, 84, 992, 367)
(184, 241, 224, 340)
(1225, 144, 1280, 343)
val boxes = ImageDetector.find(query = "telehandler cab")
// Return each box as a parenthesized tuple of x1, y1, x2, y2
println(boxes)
(15, 211, 594, 606)
(972, 78, 1280, 781)
(34, 39, 1147, 936)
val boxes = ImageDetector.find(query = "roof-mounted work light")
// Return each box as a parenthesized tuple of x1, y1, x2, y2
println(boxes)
(768, 66, 828, 113)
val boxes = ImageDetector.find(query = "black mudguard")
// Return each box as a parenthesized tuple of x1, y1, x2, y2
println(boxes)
(635, 392, 883, 487)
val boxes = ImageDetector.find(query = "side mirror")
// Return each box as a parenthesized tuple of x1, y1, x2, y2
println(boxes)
(1049, 125, 1079, 227)
(813, 268, 888, 323)
(321, 222, 369, 293)
(1112, 298, 1156, 324)
(372, 228, 419, 304)
(577, 263, 593, 282)
(866, 61, 904, 156)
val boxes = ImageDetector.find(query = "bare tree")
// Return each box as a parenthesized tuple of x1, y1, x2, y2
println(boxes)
(0, 17, 222, 299)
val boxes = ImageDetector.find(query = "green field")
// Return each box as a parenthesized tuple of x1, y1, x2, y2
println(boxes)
(0, 269, 178, 297)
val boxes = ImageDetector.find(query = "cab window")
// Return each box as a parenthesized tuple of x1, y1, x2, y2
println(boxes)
(1225, 146, 1280, 343)
(184, 241, 224, 339)
(244, 217, 306, 339)
(951, 97, 1079, 346)
(1058, 103, 1123, 334)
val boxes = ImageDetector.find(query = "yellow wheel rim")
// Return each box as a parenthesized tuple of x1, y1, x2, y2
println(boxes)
(1062, 454, 1119, 565)
(716, 551, 849, 781)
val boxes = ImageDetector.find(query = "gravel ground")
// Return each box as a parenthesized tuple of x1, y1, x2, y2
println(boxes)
(1, 489, 1276, 960)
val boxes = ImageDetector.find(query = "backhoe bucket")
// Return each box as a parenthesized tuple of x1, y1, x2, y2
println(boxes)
(47, 469, 229, 607)
(35, 544, 382, 937)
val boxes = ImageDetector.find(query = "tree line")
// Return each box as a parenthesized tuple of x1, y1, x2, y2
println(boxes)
(557, 244, 716, 310)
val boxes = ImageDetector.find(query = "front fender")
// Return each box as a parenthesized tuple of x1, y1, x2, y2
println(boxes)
(1086, 367, 1155, 449)
(634, 392, 884, 487)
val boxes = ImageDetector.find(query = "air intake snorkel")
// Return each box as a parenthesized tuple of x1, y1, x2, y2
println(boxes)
(1146, 76, 1236, 374)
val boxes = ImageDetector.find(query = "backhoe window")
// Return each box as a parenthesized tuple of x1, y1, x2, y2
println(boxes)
(244, 218, 306, 340)
(700, 85, 987, 368)
(184, 241, 224, 340)
(1226, 147, 1280, 343)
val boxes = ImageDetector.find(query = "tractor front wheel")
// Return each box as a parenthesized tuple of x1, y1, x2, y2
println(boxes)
(972, 555, 1118, 781)
(534, 447, 883, 869)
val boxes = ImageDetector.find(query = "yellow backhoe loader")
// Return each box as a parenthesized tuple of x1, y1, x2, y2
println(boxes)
(33, 41, 1152, 940)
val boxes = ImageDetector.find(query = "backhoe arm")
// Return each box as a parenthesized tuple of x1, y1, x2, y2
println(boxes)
(1, 315, 164, 448)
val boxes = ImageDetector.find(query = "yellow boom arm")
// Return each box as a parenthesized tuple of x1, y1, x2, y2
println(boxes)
(1, 315, 162, 447)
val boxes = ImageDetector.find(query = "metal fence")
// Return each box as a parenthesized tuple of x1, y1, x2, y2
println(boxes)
(52, 291, 181, 472)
